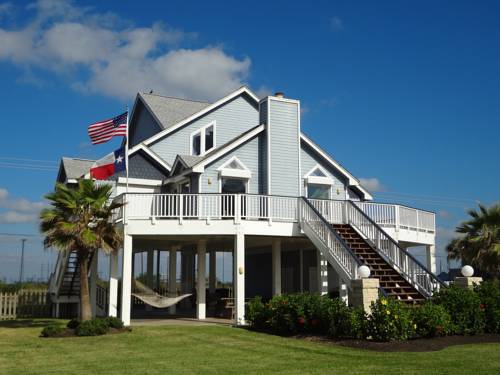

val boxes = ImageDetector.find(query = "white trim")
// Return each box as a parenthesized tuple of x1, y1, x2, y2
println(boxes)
(306, 176, 333, 185)
(170, 157, 189, 174)
(192, 125, 265, 173)
(189, 121, 216, 156)
(300, 134, 373, 200)
(129, 87, 259, 153)
(67, 178, 78, 184)
(138, 145, 172, 172)
(217, 155, 250, 172)
(117, 177, 162, 186)
(303, 164, 331, 179)
(266, 98, 271, 195)
(220, 169, 251, 179)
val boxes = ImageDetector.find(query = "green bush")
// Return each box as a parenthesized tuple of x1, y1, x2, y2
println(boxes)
(325, 298, 362, 339)
(432, 285, 485, 335)
(40, 323, 64, 338)
(75, 318, 109, 336)
(104, 316, 124, 329)
(411, 302, 452, 338)
(365, 297, 414, 342)
(66, 319, 80, 329)
(475, 281, 500, 333)
(266, 294, 302, 335)
(246, 296, 270, 329)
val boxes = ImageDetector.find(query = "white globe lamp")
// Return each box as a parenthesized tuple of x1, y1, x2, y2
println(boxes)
(461, 265, 474, 277)
(358, 265, 371, 279)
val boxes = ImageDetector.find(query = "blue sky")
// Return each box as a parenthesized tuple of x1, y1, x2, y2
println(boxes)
(0, 0, 499, 281)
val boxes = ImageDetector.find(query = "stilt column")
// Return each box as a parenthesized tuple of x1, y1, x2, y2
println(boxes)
(426, 245, 437, 274)
(169, 246, 178, 315)
(108, 250, 119, 317)
(272, 239, 281, 296)
(120, 234, 132, 326)
(234, 231, 245, 325)
(197, 240, 207, 320)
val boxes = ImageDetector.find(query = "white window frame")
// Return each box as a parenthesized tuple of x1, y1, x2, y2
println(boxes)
(218, 176, 249, 194)
(217, 156, 252, 179)
(305, 183, 332, 200)
(303, 164, 334, 186)
(190, 121, 216, 156)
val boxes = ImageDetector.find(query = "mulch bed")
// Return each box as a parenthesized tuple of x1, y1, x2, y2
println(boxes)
(43, 327, 130, 338)
(299, 334, 500, 352)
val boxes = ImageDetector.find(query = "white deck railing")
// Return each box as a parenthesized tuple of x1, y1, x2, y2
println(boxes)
(114, 194, 435, 234)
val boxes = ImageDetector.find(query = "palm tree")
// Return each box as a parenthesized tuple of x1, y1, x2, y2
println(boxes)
(40, 180, 124, 321)
(447, 203, 500, 279)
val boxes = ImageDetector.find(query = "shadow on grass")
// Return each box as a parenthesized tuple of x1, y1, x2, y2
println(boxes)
(0, 319, 60, 329)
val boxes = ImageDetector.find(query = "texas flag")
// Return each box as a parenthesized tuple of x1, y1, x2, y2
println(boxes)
(90, 147, 126, 180)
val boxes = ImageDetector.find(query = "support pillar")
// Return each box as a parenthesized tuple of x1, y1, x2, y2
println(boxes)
(234, 231, 245, 325)
(169, 246, 178, 315)
(209, 250, 217, 295)
(89, 251, 98, 317)
(426, 245, 437, 274)
(339, 276, 348, 305)
(317, 252, 328, 295)
(455, 276, 483, 289)
(197, 240, 207, 320)
(146, 249, 155, 288)
(351, 278, 380, 314)
(120, 234, 132, 326)
(272, 239, 281, 296)
(108, 250, 119, 317)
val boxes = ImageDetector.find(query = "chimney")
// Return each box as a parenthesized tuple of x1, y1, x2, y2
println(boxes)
(274, 92, 284, 98)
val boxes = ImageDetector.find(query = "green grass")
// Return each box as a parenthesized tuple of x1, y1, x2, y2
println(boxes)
(0, 320, 499, 374)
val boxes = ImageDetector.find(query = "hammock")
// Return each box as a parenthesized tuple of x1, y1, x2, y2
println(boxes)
(132, 279, 192, 309)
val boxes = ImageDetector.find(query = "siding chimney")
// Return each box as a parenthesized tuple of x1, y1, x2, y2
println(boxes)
(274, 92, 284, 98)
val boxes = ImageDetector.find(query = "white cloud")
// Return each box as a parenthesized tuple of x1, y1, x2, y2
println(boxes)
(0, 0, 252, 101)
(359, 177, 386, 193)
(330, 16, 344, 31)
(0, 187, 46, 223)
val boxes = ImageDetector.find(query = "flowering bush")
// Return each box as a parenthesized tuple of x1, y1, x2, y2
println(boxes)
(246, 296, 270, 329)
(411, 302, 452, 338)
(364, 297, 414, 342)
(474, 281, 500, 333)
(432, 285, 485, 335)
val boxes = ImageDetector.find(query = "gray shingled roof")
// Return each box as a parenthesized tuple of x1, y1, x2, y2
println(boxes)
(139, 92, 210, 130)
(61, 157, 94, 179)
(177, 154, 204, 168)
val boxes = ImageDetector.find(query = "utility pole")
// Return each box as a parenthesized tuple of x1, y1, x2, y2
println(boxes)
(19, 238, 26, 284)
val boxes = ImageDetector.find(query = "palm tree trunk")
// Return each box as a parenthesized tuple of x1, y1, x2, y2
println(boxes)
(79, 255, 92, 321)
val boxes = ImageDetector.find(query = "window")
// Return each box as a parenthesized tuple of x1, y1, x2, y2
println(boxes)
(310, 168, 327, 177)
(307, 184, 330, 199)
(191, 122, 216, 156)
(221, 178, 246, 194)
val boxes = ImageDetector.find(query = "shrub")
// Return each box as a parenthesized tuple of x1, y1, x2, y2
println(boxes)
(475, 281, 500, 333)
(432, 285, 485, 335)
(266, 294, 302, 335)
(75, 318, 109, 336)
(365, 297, 414, 342)
(325, 298, 362, 339)
(66, 319, 80, 329)
(411, 302, 452, 338)
(40, 323, 64, 338)
(104, 316, 124, 329)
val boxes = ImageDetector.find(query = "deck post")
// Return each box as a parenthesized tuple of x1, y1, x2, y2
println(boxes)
(272, 239, 282, 296)
(317, 253, 328, 295)
(234, 230, 245, 325)
(120, 233, 133, 326)
(89, 251, 98, 317)
(145, 249, 155, 312)
(197, 240, 207, 320)
(169, 246, 178, 315)
(209, 250, 217, 295)
(425, 245, 437, 274)
(108, 249, 119, 317)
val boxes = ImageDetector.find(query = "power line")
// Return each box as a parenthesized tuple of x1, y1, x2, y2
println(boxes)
(0, 163, 58, 171)
(0, 157, 58, 164)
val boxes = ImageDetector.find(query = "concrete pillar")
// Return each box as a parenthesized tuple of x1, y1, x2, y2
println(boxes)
(197, 240, 207, 319)
(169, 246, 178, 315)
(351, 278, 380, 314)
(89, 251, 98, 317)
(455, 276, 483, 289)
(146, 249, 155, 288)
(317, 252, 328, 295)
(272, 239, 281, 296)
(209, 250, 217, 294)
(181, 251, 195, 309)
(426, 245, 437, 274)
(108, 250, 119, 317)
(234, 231, 245, 325)
(120, 234, 133, 326)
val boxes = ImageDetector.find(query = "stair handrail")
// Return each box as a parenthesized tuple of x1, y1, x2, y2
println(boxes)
(300, 197, 363, 280)
(345, 200, 444, 297)
(50, 250, 71, 295)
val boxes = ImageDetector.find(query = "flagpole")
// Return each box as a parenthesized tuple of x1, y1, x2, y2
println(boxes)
(125, 106, 129, 194)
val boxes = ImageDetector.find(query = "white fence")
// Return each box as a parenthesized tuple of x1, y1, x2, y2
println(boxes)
(0, 290, 51, 320)
(113, 194, 435, 234)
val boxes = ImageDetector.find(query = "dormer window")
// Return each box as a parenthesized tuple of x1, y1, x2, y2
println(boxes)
(191, 121, 216, 156)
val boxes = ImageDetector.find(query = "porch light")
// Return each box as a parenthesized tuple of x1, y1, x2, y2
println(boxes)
(358, 265, 371, 279)
(461, 265, 474, 277)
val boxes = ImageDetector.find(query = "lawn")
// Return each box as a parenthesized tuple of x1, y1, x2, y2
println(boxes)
(0, 320, 499, 374)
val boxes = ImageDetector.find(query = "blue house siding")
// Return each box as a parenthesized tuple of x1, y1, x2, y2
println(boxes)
(268, 99, 300, 197)
(150, 94, 259, 166)
(113, 151, 169, 180)
(199, 134, 263, 194)
(129, 102, 163, 148)
(300, 142, 348, 200)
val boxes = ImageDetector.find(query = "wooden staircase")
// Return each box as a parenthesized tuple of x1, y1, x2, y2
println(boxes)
(332, 224, 425, 304)
(58, 251, 80, 297)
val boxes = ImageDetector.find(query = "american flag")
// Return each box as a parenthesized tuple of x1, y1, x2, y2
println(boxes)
(88, 112, 128, 145)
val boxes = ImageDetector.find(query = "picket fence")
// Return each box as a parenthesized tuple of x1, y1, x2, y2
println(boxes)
(0, 290, 51, 320)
